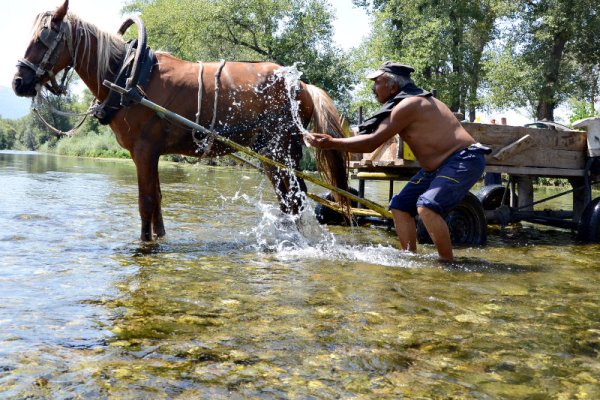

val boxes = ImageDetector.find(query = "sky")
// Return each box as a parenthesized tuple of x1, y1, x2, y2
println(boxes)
(0, 0, 370, 89)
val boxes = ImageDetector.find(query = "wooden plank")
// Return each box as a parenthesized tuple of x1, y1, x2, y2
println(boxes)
(362, 137, 396, 162)
(306, 192, 391, 219)
(515, 175, 534, 211)
(351, 122, 588, 173)
(463, 122, 587, 152)
(484, 148, 585, 169)
(370, 159, 418, 168)
(493, 134, 534, 161)
(484, 165, 586, 177)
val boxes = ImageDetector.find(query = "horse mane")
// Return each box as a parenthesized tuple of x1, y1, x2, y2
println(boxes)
(31, 11, 127, 91)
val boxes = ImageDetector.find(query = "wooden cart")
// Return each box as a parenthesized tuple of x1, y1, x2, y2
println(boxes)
(332, 118, 600, 244)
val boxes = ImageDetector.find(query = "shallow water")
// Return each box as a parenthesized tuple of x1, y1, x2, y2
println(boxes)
(0, 151, 599, 398)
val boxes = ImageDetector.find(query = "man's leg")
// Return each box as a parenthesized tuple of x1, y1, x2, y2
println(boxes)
(417, 206, 453, 261)
(391, 209, 417, 252)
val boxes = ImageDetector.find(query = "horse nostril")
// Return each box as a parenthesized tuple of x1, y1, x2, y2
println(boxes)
(12, 77, 23, 91)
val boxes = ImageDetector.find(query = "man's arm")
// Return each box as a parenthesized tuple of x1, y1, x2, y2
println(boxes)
(305, 98, 417, 152)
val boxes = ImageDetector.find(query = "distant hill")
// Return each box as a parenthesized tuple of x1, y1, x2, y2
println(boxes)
(0, 86, 31, 120)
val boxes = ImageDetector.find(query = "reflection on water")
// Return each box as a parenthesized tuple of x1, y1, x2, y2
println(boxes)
(0, 151, 599, 398)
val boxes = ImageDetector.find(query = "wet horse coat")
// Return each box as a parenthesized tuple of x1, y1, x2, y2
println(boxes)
(13, 1, 348, 241)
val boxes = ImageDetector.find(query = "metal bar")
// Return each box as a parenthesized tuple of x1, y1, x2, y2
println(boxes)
(516, 180, 600, 210)
(358, 179, 365, 209)
(355, 172, 403, 180)
(518, 216, 578, 230)
(104, 79, 393, 219)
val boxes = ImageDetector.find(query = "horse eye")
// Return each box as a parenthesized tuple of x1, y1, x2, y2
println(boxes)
(39, 29, 52, 46)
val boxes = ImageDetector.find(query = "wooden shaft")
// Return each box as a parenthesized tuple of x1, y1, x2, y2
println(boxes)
(104, 80, 392, 219)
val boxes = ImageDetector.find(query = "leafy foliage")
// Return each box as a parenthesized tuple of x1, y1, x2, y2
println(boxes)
(123, 0, 354, 104)
(353, 0, 600, 122)
(0, 119, 18, 150)
(350, 0, 512, 121)
(484, 0, 600, 120)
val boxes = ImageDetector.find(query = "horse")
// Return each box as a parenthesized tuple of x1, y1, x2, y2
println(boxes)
(13, 0, 348, 241)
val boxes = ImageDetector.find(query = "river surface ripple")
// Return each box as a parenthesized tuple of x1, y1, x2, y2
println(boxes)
(0, 151, 599, 398)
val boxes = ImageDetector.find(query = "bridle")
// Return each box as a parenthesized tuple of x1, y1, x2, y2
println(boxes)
(16, 12, 79, 96)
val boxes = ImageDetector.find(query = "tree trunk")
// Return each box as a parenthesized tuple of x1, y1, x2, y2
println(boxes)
(536, 30, 570, 121)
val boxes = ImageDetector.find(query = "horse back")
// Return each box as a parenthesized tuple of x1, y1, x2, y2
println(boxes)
(110, 53, 314, 155)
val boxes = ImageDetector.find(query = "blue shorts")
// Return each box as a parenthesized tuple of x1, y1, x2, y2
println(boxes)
(389, 144, 490, 216)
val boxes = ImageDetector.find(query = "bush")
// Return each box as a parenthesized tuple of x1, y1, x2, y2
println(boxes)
(49, 129, 130, 159)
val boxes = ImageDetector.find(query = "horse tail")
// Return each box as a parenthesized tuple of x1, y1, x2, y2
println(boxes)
(304, 84, 350, 215)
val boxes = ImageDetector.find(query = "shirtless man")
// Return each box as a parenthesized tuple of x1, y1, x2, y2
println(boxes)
(305, 62, 490, 261)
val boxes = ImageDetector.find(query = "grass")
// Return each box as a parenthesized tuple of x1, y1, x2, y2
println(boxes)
(41, 130, 130, 159)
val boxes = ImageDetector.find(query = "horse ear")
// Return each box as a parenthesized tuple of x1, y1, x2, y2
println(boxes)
(52, 0, 69, 24)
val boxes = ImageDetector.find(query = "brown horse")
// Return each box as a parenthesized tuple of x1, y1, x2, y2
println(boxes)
(13, 0, 348, 241)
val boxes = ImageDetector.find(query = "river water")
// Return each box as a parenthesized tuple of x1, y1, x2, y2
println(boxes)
(0, 151, 599, 398)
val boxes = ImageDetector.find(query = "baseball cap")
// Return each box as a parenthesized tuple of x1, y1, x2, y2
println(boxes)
(366, 61, 415, 80)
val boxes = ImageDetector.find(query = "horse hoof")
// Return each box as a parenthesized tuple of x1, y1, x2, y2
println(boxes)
(140, 232, 153, 242)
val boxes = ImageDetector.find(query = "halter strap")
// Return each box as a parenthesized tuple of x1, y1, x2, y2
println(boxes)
(16, 13, 78, 96)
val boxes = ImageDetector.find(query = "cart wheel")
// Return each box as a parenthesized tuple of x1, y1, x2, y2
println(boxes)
(417, 192, 487, 245)
(476, 184, 510, 210)
(314, 187, 359, 225)
(576, 197, 600, 242)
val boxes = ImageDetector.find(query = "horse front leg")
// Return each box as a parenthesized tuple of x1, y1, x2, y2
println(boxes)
(133, 150, 164, 241)
(152, 183, 166, 238)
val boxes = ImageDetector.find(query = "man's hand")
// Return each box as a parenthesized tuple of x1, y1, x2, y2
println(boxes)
(304, 132, 336, 149)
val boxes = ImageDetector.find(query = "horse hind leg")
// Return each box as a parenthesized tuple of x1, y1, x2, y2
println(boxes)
(260, 132, 308, 215)
(261, 164, 306, 215)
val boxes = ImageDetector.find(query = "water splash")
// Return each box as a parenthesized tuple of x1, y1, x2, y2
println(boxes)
(245, 200, 337, 253)
(275, 243, 425, 268)
(226, 188, 421, 268)
(273, 62, 308, 135)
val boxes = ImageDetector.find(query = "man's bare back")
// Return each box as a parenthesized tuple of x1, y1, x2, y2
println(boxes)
(391, 96, 476, 171)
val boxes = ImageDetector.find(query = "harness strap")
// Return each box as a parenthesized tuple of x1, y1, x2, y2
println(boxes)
(195, 61, 226, 157)
(32, 98, 90, 137)
(192, 62, 204, 141)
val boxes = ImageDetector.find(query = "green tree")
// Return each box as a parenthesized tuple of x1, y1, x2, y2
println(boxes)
(0, 119, 17, 150)
(485, 0, 600, 121)
(124, 0, 354, 104)
(567, 98, 597, 123)
(352, 0, 509, 121)
(10, 88, 92, 151)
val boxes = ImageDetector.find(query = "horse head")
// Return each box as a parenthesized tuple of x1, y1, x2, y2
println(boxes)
(13, 0, 73, 97)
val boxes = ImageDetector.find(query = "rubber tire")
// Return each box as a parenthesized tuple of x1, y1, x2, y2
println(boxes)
(417, 192, 487, 246)
(476, 184, 509, 210)
(314, 187, 360, 225)
(576, 197, 600, 242)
